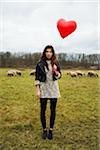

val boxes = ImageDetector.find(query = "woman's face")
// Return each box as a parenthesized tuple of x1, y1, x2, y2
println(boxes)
(45, 48, 53, 60)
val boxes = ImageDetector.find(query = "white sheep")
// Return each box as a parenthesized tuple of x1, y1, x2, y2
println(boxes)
(16, 70, 22, 76)
(67, 71, 77, 77)
(87, 71, 99, 77)
(7, 70, 17, 76)
(76, 71, 85, 77)
(30, 69, 36, 76)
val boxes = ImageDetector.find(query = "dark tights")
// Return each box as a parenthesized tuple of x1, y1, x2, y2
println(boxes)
(40, 98, 57, 129)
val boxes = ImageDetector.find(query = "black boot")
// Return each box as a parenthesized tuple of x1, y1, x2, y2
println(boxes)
(47, 129, 53, 140)
(42, 129, 47, 139)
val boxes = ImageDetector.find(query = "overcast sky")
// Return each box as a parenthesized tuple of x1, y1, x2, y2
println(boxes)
(0, 0, 99, 54)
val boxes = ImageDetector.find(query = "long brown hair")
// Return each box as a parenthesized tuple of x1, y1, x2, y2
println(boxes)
(41, 45, 57, 70)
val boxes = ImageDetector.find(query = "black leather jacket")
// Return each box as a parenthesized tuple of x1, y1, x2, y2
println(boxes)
(35, 59, 62, 82)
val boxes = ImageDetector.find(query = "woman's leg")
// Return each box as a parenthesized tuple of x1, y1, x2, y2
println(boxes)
(50, 98, 57, 129)
(47, 98, 57, 139)
(40, 98, 48, 130)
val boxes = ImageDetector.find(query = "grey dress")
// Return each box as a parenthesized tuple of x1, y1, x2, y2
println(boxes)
(39, 60, 61, 98)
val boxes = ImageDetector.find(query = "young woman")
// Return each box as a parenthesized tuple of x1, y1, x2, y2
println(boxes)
(34, 45, 62, 140)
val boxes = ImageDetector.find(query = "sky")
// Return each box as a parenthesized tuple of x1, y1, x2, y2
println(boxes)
(0, 0, 100, 54)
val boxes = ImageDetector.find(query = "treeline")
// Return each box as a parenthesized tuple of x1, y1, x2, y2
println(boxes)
(0, 51, 100, 70)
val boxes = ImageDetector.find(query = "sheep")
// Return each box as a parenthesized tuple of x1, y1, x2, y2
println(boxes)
(7, 69, 22, 77)
(67, 71, 86, 77)
(70, 72, 77, 77)
(87, 71, 99, 77)
(76, 71, 85, 77)
(30, 69, 36, 76)
(7, 72, 14, 76)
(67, 71, 77, 77)
(66, 71, 77, 77)
(16, 70, 22, 76)
(7, 70, 17, 77)
(76, 71, 83, 76)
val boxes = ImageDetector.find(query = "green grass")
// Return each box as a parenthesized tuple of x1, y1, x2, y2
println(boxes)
(0, 68, 100, 150)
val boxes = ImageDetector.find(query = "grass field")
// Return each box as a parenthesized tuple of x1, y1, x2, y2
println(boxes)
(0, 68, 100, 150)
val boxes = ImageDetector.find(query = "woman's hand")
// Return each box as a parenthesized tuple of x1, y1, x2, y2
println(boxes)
(52, 64, 60, 76)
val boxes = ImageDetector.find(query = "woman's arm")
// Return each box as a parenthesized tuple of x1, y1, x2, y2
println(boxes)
(53, 61, 62, 79)
(35, 85, 41, 97)
(34, 63, 40, 84)
(34, 62, 41, 97)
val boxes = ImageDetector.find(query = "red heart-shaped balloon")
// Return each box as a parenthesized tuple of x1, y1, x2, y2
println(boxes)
(57, 18, 77, 38)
